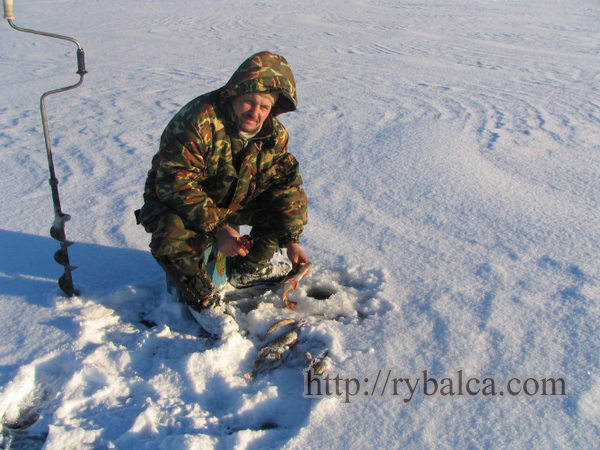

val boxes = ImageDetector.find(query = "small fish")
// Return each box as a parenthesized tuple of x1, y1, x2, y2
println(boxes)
(256, 345, 287, 363)
(246, 319, 307, 380)
(262, 318, 296, 340)
(245, 352, 286, 380)
(281, 261, 313, 309)
(305, 350, 329, 376)
(257, 319, 306, 358)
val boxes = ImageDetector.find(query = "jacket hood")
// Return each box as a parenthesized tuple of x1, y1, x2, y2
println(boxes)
(220, 51, 297, 117)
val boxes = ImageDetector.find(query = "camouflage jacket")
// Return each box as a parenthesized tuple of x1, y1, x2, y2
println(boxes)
(138, 52, 308, 257)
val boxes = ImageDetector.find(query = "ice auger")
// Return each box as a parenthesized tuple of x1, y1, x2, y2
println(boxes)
(4, 0, 87, 296)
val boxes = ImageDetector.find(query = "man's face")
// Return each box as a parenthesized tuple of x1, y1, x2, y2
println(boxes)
(232, 92, 275, 134)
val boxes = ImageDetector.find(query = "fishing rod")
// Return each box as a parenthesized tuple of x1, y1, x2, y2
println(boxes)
(4, 0, 87, 296)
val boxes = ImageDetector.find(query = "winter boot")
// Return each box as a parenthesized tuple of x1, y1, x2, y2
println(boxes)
(229, 259, 292, 288)
(188, 293, 239, 339)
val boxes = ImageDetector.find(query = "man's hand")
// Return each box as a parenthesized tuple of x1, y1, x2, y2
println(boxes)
(216, 224, 249, 257)
(286, 242, 309, 269)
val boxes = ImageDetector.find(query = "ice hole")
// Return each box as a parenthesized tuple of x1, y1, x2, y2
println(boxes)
(306, 285, 336, 300)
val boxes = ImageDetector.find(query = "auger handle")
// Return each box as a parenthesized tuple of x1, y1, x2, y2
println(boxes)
(4, 0, 14, 20)
(77, 48, 87, 75)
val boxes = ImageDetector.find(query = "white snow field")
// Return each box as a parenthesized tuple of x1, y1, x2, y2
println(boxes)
(0, 0, 598, 448)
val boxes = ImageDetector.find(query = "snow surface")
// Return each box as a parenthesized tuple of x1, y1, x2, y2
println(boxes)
(1, 0, 599, 448)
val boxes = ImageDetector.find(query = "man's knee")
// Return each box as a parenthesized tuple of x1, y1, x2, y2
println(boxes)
(239, 231, 280, 270)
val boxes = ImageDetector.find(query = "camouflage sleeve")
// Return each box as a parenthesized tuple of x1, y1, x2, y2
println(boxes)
(266, 151, 308, 245)
(153, 130, 227, 234)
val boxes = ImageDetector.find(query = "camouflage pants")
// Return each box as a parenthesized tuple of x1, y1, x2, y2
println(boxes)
(151, 201, 283, 306)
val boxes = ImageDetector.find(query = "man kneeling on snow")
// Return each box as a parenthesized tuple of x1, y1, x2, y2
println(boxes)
(136, 51, 309, 337)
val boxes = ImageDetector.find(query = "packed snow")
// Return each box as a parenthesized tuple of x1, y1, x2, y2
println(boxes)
(1, 0, 599, 448)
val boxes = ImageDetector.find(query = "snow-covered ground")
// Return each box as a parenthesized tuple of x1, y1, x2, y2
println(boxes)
(1, 0, 599, 448)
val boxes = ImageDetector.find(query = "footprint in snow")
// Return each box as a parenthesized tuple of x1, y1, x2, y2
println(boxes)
(0, 356, 67, 448)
